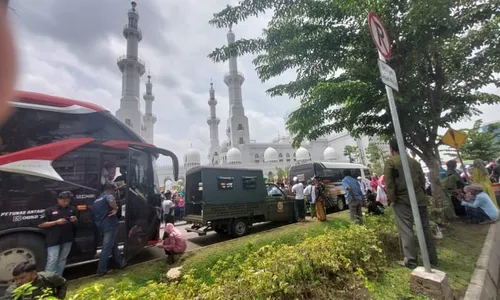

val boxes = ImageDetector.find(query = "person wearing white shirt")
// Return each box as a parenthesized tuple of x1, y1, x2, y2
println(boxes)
(291, 177, 306, 221)
(304, 181, 316, 218)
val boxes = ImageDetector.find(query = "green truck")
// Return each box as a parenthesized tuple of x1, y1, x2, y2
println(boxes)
(184, 166, 295, 237)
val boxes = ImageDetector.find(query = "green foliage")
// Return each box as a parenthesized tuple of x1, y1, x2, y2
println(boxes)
(366, 142, 387, 175)
(343, 145, 359, 163)
(207, 0, 500, 218)
(208, 0, 500, 155)
(70, 213, 399, 300)
(446, 120, 500, 161)
(275, 167, 286, 181)
(11, 282, 58, 300)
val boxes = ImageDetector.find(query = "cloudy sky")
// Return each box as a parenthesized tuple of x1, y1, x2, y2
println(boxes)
(7, 0, 500, 165)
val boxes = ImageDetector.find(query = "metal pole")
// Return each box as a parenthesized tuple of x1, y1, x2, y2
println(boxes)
(379, 52, 432, 273)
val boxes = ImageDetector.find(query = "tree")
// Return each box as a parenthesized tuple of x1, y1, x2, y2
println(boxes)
(343, 145, 359, 163)
(275, 167, 286, 182)
(366, 143, 386, 175)
(208, 0, 500, 220)
(445, 121, 500, 161)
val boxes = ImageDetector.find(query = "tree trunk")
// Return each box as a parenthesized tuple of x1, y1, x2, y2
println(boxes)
(420, 153, 456, 224)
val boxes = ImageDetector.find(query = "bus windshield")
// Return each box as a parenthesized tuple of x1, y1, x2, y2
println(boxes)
(152, 156, 161, 195)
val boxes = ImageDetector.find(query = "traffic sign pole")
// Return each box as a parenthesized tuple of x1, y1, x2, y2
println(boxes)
(369, 12, 432, 273)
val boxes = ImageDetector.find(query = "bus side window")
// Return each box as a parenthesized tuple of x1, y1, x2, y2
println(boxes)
(52, 148, 101, 190)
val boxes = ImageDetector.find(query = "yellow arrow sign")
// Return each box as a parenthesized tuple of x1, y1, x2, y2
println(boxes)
(441, 128, 467, 149)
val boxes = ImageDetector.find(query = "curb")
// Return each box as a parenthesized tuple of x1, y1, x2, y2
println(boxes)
(463, 221, 500, 300)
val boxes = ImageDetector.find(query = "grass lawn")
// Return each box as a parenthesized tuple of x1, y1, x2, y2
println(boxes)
(370, 221, 490, 299)
(67, 211, 351, 295)
(67, 211, 489, 299)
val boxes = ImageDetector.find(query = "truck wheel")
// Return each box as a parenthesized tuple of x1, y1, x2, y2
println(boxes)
(336, 197, 346, 211)
(0, 234, 46, 283)
(231, 219, 248, 238)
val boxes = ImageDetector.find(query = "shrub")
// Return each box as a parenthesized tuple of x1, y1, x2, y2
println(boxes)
(69, 213, 398, 300)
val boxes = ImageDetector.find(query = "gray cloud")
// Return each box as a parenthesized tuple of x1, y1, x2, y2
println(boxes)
(7, 0, 340, 163)
(11, 0, 175, 73)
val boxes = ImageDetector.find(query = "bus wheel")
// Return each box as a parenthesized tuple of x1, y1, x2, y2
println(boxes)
(0, 234, 46, 283)
(336, 197, 346, 211)
(231, 219, 248, 238)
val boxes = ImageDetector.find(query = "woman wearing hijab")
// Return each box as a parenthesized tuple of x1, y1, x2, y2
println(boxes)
(158, 223, 187, 264)
(471, 159, 499, 209)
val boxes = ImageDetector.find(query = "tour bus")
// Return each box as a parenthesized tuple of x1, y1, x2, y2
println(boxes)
(0, 91, 179, 283)
(288, 162, 370, 211)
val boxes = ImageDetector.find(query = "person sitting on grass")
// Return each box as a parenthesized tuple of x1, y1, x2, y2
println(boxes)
(158, 223, 187, 264)
(4, 261, 67, 300)
(366, 191, 385, 215)
(462, 184, 498, 224)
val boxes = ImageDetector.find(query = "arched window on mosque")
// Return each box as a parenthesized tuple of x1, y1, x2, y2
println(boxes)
(286, 153, 291, 162)
(254, 153, 259, 158)
(278, 153, 283, 162)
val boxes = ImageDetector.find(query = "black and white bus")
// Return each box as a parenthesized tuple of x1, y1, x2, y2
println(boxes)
(0, 91, 179, 283)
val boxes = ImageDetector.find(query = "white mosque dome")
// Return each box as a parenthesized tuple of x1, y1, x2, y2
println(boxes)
(296, 147, 310, 161)
(264, 147, 279, 163)
(184, 148, 201, 164)
(324, 147, 337, 161)
(227, 147, 242, 164)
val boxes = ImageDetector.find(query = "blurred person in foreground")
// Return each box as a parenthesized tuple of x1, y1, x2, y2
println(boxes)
(384, 138, 438, 269)
(4, 261, 67, 300)
(0, 0, 17, 125)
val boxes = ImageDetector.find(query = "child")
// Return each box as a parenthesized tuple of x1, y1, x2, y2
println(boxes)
(367, 191, 385, 215)
(158, 223, 187, 264)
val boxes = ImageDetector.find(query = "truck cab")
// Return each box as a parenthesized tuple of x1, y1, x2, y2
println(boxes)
(184, 167, 294, 237)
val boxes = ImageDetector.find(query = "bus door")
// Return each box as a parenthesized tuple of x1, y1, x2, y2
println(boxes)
(123, 145, 179, 261)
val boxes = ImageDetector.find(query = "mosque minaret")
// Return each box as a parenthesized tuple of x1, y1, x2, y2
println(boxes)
(116, 0, 147, 138)
(156, 26, 386, 186)
(224, 28, 250, 148)
(207, 81, 221, 165)
(142, 73, 157, 144)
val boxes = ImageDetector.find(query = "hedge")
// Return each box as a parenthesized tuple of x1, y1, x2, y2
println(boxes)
(21, 212, 400, 300)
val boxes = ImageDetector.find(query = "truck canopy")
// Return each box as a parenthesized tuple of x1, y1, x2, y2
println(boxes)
(185, 166, 266, 204)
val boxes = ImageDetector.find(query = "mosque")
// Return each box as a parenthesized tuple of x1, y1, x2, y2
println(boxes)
(113, 2, 380, 188)
(156, 28, 377, 187)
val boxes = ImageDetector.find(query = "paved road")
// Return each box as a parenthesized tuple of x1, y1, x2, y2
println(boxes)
(63, 221, 281, 281)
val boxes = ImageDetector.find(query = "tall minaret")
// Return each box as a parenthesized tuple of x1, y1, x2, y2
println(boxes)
(142, 72, 157, 144)
(224, 27, 250, 148)
(207, 81, 221, 165)
(116, 0, 146, 136)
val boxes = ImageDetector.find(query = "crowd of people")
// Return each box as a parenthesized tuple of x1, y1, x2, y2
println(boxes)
(4, 186, 188, 299)
(161, 190, 185, 224)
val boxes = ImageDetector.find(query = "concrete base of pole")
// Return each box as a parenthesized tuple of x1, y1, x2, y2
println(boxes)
(410, 267, 454, 300)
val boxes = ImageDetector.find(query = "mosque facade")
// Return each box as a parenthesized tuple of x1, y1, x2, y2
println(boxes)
(156, 28, 383, 187)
